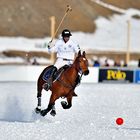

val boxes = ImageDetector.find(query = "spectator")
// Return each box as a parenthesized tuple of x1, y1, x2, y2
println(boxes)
(32, 58, 39, 65)
(93, 60, 100, 67)
(114, 60, 120, 67)
(104, 59, 109, 67)
(123, 62, 127, 67)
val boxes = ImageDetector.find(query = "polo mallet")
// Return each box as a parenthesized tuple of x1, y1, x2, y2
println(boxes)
(49, 5, 72, 44)
(35, 5, 72, 49)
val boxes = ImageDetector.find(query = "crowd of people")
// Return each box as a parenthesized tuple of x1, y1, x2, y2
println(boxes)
(92, 57, 133, 67)
(92, 57, 140, 67)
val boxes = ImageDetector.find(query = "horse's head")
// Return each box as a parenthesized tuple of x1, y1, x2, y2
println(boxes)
(75, 51, 89, 75)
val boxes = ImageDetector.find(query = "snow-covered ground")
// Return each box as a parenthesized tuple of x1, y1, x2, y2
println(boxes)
(0, 82, 140, 140)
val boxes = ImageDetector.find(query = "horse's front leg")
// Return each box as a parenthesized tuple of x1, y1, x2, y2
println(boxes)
(40, 94, 58, 117)
(61, 95, 72, 109)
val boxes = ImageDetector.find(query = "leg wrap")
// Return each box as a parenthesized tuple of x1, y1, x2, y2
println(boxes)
(37, 97, 41, 106)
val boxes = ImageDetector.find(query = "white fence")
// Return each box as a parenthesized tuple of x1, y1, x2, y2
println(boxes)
(0, 66, 98, 83)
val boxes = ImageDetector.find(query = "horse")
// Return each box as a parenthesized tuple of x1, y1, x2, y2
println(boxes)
(35, 51, 89, 117)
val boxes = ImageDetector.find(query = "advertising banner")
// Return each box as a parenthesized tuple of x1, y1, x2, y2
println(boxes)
(134, 70, 140, 83)
(99, 68, 134, 83)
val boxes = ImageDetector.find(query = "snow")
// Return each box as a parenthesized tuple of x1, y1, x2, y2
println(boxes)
(91, 0, 126, 14)
(0, 8, 139, 67)
(0, 82, 140, 140)
(0, 9, 140, 66)
(72, 9, 140, 52)
(0, 9, 140, 53)
(0, 6, 140, 140)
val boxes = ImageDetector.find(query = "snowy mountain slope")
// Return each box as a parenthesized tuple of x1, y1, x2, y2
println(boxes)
(0, 0, 140, 37)
(0, 9, 140, 53)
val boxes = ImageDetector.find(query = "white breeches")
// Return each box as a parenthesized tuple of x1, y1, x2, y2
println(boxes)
(54, 57, 73, 69)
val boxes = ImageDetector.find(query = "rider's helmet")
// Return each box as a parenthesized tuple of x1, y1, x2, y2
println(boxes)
(61, 29, 72, 37)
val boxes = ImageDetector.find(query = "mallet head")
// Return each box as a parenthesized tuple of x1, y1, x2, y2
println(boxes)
(67, 5, 72, 12)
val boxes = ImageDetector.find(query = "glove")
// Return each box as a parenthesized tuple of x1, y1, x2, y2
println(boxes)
(47, 44, 50, 49)
(47, 41, 52, 49)
(44, 42, 51, 49)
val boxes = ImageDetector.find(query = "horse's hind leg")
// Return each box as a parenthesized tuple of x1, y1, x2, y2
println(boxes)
(35, 91, 42, 113)
(35, 80, 43, 113)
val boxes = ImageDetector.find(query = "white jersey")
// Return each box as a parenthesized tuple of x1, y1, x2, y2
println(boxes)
(48, 38, 80, 69)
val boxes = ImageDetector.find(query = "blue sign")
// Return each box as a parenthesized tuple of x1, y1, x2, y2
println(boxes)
(99, 68, 134, 83)
(134, 70, 140, 83)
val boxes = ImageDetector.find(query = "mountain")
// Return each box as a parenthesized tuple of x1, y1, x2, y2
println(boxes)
(0, 0, 140, 38)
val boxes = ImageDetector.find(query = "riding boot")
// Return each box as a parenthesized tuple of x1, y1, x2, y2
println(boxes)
(43, 67, 57, 91)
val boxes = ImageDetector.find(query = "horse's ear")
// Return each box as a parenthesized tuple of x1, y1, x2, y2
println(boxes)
(83, 51, 86, 57)
(78, 50, 81, 56)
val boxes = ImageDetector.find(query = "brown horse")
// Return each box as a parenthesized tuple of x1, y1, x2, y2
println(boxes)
(35, 51, 89, 116)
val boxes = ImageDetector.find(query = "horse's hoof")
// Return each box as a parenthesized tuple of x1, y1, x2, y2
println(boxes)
(50, 110, 56, 116)
(40, 109, 47, 117)
(35, 107, 41, 114)
(61, 101, 67, 106)
(61, 101, 71, 109)
(61, 101, 67, 108)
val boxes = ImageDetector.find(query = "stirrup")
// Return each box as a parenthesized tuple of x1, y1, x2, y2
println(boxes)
(43, 83, 50, 91)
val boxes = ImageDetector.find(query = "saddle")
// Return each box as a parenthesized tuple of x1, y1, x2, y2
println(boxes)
(42, 65, 70, 82)
(43, 64, 81, 88)
(53, 65, 70, 80)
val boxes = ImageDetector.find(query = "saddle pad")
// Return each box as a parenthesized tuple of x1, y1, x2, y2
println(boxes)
(42, 68, 52, 81)
(42, 65, 70, 82)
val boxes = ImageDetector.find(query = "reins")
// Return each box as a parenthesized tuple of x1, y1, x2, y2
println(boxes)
(56, 63, 83, 89)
